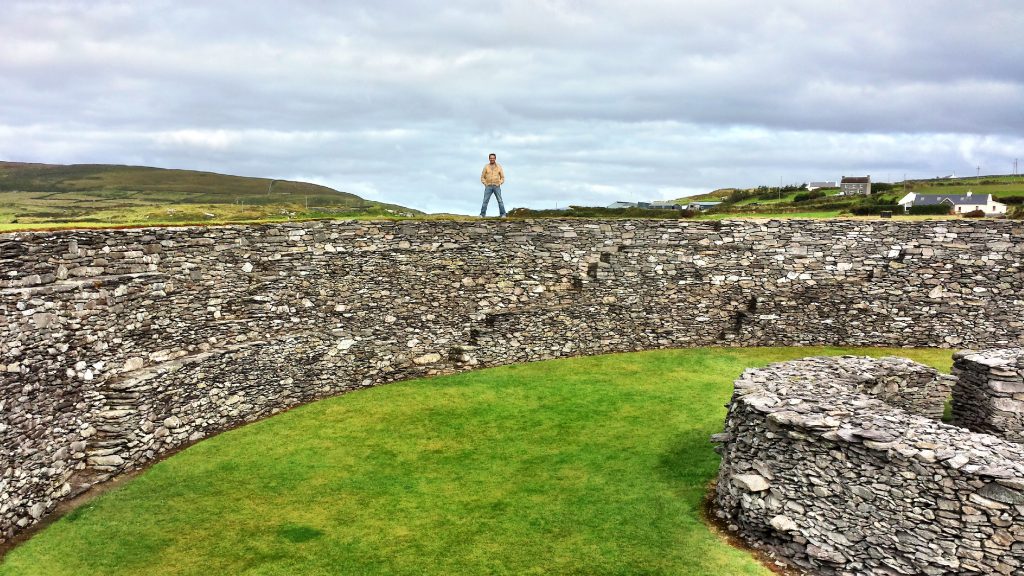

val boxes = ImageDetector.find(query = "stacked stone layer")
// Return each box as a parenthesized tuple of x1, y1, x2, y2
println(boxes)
(2, 218, 1024, 544)
(954, 348, 1024, 444)
(713, 356, 1024, 576)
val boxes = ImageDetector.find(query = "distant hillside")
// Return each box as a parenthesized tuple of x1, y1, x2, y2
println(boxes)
(675, 188, 736, 202)
(0, 162, 421, 229)
(902, 174, 1024, 198)
(670, 175, 1024, 217)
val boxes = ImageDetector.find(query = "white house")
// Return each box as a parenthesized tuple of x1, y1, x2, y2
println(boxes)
(897, 191, 1008, 214)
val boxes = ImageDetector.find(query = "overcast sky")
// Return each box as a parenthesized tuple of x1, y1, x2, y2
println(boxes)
(3, 1, 1023, 213)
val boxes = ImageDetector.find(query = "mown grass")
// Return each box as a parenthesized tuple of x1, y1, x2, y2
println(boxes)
(0, 347, 952, 576)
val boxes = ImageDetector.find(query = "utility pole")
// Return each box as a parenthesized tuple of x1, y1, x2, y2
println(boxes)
(976, 166, 981, 180)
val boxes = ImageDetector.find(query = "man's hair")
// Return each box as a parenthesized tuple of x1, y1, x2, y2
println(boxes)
(488, 153, 496, 158)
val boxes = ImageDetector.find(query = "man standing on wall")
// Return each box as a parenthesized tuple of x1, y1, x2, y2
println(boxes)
(480, 153, 507, 218)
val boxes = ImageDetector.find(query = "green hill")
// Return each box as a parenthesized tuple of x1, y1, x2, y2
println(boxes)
(0, 162, 422, 229)
(675, 188, 736, 202)
(902, 174, 1024, 198)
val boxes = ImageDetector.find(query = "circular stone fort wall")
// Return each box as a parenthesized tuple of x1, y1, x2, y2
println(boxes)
(2, 219, 1024, 545)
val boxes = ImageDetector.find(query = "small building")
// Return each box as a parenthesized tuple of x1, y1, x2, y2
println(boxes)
(607, 201, 638, 209)
(650, 200, 683, 210)
(686, 201, 722, 212)
(897, 191, 1008, 215)
(807, 181, 837, 191)
(839, 176, 871, 196)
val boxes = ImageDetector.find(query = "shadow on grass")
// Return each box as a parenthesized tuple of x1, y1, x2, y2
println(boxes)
(277, 525, 325, 544)
(654, 429, 723, 491)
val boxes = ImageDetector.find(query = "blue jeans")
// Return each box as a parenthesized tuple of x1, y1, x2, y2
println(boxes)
(480, 185, 506, 217)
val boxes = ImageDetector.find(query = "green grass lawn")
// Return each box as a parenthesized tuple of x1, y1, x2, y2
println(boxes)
(0, 347, 952, 576)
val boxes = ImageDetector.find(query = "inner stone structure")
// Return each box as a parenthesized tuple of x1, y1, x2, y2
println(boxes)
(2, 219, 1023, 545)
(954, 348, 1024, 443)
(713, 355, 1024, 575)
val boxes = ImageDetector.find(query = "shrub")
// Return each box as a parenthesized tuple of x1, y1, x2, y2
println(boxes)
(850, 204, 899, 216)
(962, 209, 986, 218)
(793, 191, 825, 203)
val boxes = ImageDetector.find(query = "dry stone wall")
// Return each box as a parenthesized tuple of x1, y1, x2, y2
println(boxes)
(713, 356, 1024, 575)
(2, 218, 1024, 544)
(954, 349, 1024, 444)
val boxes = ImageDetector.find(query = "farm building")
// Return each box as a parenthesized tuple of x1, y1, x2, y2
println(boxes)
(685, 201, 722, 212)
(839, 176, 871, 195)
(807, 181, 837, 191)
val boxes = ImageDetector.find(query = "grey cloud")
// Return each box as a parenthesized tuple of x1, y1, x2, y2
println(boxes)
(1, 0, 1022, 214)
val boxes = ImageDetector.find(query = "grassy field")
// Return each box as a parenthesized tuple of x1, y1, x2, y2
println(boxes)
(698, 210, 844, 219)
(728, 190, 841, 206)
(0, 347, 952, 576)
(671, 174, 1024, 220)
(904, 175, 1024, 198)
(0, 162, 420, 229)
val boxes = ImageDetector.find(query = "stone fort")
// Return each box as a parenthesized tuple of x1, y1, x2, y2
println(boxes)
(2, 219, 1023, 572)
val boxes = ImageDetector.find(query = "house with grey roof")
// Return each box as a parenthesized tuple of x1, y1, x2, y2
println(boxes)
(897, 191, 1008, 215)
(685, 201, 722, 212)
(839, 176, 871, 195)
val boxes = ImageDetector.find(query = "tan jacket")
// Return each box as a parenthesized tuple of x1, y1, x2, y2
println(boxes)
(481, 163, 505, 186)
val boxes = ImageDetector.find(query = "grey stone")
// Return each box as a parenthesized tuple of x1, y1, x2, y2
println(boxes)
(87, 455, 124, 467)
(732, 474, 770, 492)
(978, 483, 1024, 506)
(770, 515, 798, 532)
(28, 503, 47, 520)
(412, 353, 442, 365)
